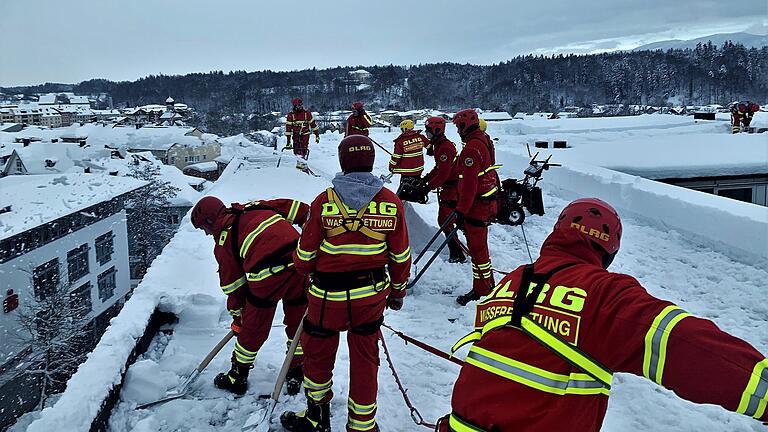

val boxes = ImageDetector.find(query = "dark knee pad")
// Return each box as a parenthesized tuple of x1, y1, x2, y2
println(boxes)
(350, 316, 384, 336)
(303, 317, 339, 338)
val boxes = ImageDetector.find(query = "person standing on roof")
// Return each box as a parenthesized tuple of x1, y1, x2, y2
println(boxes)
(730, 101, 760, 134)
(423, 116, 465, 263)
(439, 198, 768, 431)
(452, 109, 500, 306)
(389, 119, 427, 202)
(346, 101, 373, 137)
(286, 97, 320, 160)
(281, 135, 411, 432)
(191, 196, 310, 396)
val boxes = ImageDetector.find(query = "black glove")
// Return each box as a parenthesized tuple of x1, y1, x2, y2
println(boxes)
(386, 296, 404, 311)
(455, 212, 465, 230)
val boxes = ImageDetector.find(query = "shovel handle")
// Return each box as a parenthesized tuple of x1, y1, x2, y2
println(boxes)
(197, 330, 235, 373)
(270, 314, 306, 401)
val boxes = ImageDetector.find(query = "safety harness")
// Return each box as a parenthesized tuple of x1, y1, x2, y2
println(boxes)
(224, 201, 304, 308)
(324, 188, 387, 242)
(453, 262, 613, 390)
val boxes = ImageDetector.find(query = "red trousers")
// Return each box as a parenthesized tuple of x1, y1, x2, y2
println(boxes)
(237, 269, 307, 368)
(291, 134, 310, 159)
(301, 284, 387, 432)
(463, 199, 497, 296)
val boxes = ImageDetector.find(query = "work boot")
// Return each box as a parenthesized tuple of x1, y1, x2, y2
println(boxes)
(296, 160, 308, 170)
(280, 401, 331, 432)
(456, 289, 481, 306)
(446, 239, 466, 264)
(213, 357, 251, 395)
(286, 365, 303, 396)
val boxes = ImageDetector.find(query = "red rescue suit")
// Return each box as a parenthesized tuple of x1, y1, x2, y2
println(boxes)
(456, 128, 500, 295)
(389, 130, 427, 177)
(286, 109, 320, 159)
(346, 111, 373, 137)
(731, 102, 760, 133)
(293, 187, 411, 432)
(214, 199, 310, 369)
(442, 229, 768, 431)
(425, 134, 462, 254)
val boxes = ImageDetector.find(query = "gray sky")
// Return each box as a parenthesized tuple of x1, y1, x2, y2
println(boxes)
(1, 0, 766, 86)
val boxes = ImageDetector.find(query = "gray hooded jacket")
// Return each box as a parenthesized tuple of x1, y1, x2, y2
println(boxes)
(331, 172, 384, 210)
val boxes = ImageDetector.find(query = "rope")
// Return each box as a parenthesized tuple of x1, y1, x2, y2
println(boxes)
(520, 223, 534, 263)
(379, 331, 437, 429)
(382, 323, 465, 367)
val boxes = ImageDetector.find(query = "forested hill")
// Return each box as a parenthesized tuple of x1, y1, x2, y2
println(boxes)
(5, 42, 767, 115)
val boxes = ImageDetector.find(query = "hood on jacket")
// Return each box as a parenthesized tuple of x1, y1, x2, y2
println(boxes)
(538, 227, 606, 268)
(332, 172, 384, 211)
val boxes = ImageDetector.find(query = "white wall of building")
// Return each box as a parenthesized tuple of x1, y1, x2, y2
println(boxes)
(0, 210, 131, 363)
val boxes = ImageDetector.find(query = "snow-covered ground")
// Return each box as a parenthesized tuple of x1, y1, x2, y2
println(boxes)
(19, 115, 768, 432)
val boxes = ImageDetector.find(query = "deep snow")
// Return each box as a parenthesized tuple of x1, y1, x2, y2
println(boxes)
(19, 115, 768, 432)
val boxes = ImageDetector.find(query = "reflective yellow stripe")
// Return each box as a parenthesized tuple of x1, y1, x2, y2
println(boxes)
(320, 240, 387, 256)
(221, 276, 246, 294)
(325, 188, 387, 242)
(303, 376, 332, 402)
(451, 330, 481, 353)
(480, 186, 498, 197)
(228, 308, 242, 317)
(467, 346, 609, 396)
(217, 230, 228, 246)
(390, 154, 402, 160)
(348, 398, 377, 416)
(239, 214, 284, 258)
(391, 281, 407, 291)
(737, 358, 768, 419)
(478, 164, 502, 176)
(389, 247, 411, 263)
(296, 246, 317, 261)
(234, 341, 257, 364)
(449, 414, 485, 432)
(347, 417, 377, 431)
(287, 200, 301, 224)
(246, 263, 294, 282)
(309, 280, 389, 301)
(400, 152, 423, 158)
(286, 339, 304, 356)
(642, 305, 691, 385)
(392, 166, 424, 174)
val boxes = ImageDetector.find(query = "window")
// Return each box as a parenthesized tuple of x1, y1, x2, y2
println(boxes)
(167, 213, 180, 224)
(33, 258, 59, 300)
(717, 187, 753, 204)
(70, 282, 92, 318)
(95, 232, 114, 265)
(97, 267, 117, 302)
(15, 158, 23, 171)
(67, 243, 89, 282)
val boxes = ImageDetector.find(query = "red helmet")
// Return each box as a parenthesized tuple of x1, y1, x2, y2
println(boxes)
(352, 101, 364, 111)
(191, 196, 225, 235)
(425, 116, 446, 136)
(452, 109, 480, 136)
(750, 102, 760, 112)
(554, 198, 622, 256)
(338, 135, 375, 173)
(292, 97, 303, 106)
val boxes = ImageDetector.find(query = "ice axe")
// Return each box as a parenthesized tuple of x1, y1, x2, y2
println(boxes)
(241, 315, 305, 431)
(137, 330, 235, 410)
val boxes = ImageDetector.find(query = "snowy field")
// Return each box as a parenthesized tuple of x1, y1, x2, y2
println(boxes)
(19, 114, 768, 432)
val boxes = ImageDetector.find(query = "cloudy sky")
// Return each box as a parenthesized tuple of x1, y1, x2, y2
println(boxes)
(1, 0, 766, 86)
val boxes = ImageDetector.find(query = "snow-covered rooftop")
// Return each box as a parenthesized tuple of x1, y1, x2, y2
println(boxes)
(183, 161, 218, 172)
(0, 173, 147, 240)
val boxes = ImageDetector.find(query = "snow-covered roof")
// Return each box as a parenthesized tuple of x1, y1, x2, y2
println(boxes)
(0, 173, 147, 240)
(165, 97, 175, 103)
(183, 161, 218, 172)
(481, 111, 513, 121)
(5, 143, 109, 175)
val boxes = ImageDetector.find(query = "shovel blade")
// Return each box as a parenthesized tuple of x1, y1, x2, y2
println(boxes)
(242, 399, 275, 431)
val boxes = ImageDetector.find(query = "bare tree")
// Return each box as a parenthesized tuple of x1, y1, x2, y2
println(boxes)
(125, 162, 180, 279)
(15, 266, 92, 409)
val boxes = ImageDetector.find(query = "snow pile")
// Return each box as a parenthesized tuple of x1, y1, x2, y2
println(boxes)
(22, 116, 768, 432)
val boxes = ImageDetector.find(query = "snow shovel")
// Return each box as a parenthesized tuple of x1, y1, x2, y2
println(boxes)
(242, 316, 305, 431)
(369, 137, 394, 156)
(137, 330, 235, 409)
